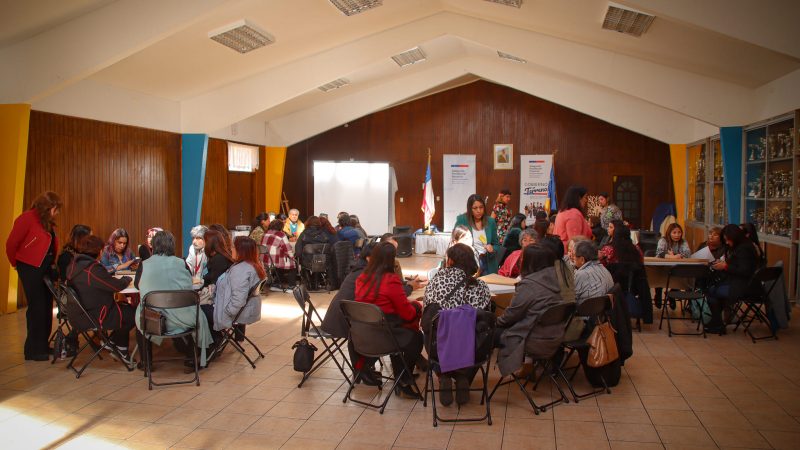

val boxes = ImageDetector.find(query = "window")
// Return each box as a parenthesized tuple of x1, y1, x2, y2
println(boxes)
(227, 142, 259, 172)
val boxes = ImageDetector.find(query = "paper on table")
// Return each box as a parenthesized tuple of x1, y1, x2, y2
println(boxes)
(479, 273, 517, 286)
(690, 246, 715, 261)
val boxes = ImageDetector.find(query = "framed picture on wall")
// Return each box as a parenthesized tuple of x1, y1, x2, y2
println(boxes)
(493, 144, 513, 170)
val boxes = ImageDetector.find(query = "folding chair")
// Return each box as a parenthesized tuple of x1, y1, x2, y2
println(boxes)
(422, 308, 495, 427)
(59, 286, 135, 378)
(259, 244, 287, 293)
(292, 285, 353, 387)
(489, 302, 576, 414)
(659, 264, 710, 337)
(300, 244, 330, 293)
(44, 276, 72, 357)
(140, 290, 201, 390)
(213, 279, 268, 368)
(734, 266, 782, 343)
(339, 300, 422, 414)
(560, 295, 613, 402)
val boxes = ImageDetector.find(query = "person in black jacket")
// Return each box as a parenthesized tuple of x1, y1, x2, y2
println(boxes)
(706, 224, 759, 333)
(66, 235, 135, 356)
(57, 224, 92, 281)
(297, 216, 337, 287)
(201, 229, 234, 334)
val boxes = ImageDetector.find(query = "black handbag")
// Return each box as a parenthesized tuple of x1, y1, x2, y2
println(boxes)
(291, 338, 317, 372)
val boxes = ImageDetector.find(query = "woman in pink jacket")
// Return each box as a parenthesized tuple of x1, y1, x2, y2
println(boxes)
(553, 186, 592, 249)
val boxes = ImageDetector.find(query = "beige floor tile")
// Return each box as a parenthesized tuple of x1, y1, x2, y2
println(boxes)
(199, 411, 259, 432)
(600, 407, 652, 424)
(111, 403, 173, 423)
(706, 426, 770, 449)
(641, 395, 691, 411)
(685, 396, 737, 412)
(696, 409, 753, 429)
(554, 436, 611, 450)
(220, 397, 276, 415)
(87, 417, 150, 440)
(228, 432, 289, 449)
(181, 392, 236, 413)
(502, 434, 556, 450)
(139, 388, 198, 407)
(158, 407, 216, 428)
(245, 415, 305, 437)
(447, 430, 502, 450)
(604, 422, 660, 443)
(655, 425, 715, 446)
(309, 404, 364, 424)
(280, 436, 339, 450)
(393, 426, 452, 449)
(345, 422, 404, 446)
(265, 400, 320, 419)
(743, 411, 800, 432)
(503, 418, 555, 437)
(127, 423, 194, 446)
(596, 395, 645, 409)
(555, 420, 607, 440)
(242, 384, 291, 401)
(553, 405, 602, 422)
(609, 442, 664, 450)
(648, 409, 701, 427)
(759, 430, 800, 450)
(293, 418, 353, 442)
(174, 427, 240, 449)
(282, 387, 334, 404)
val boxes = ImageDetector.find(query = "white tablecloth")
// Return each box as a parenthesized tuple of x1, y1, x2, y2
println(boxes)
(414, 233, 450, 255)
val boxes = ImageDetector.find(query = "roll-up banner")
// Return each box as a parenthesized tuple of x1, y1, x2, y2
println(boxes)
(443, 154, 476, 231)
(520, 154, 553, 225)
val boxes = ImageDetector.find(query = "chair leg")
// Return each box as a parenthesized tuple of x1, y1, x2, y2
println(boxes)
(511, 373, 540, 415)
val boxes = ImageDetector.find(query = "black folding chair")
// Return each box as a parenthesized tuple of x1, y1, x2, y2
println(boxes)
(339, 300, 422, 414)
(259, 244, 288, 293)
(293, 285, 353, 387)
(734, 266, 782, 343)
(659, 264, 710, 337)
(560, 295, 613, 402)
(44, 276, 72, 358)
(59, 286, 134, 378)
(140, 290, 201, 390)
(213, 279, 268, 368)
(422, 309, 495, 427)
(300, 244, 330, 293)
(489, 302, 576, 414)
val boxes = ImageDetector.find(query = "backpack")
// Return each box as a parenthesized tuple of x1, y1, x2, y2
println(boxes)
(690, 299, 712, 324)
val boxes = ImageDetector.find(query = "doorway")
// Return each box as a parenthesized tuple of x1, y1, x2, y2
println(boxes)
(613, 176, 642, 228)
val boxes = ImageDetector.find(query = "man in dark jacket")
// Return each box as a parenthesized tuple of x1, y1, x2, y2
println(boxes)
(66, 235, 136, 355)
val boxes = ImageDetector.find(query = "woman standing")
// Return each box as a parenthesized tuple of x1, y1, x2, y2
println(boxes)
(100, 228, 138, 273)
(553, 185, 593, 249)
(6, 191, 62, 361)
(454, 194, 501, 274)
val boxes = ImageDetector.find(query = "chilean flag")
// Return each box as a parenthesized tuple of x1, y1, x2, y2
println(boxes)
(421, 153, 435, 228)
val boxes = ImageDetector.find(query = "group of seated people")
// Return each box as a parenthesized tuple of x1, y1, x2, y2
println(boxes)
(58, 222, 266, 369)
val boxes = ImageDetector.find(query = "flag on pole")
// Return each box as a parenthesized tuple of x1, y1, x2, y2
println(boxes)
(422, 150, 435, 228)
(547, 164, 557, 213)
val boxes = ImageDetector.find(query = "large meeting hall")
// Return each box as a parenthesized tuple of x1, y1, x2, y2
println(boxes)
(2, 1, 800, 449)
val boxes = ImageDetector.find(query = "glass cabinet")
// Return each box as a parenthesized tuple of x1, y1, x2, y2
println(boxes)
(687, 142, 706, 223)
(710, 138, 726, 225)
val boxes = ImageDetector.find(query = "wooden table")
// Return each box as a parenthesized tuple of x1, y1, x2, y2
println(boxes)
(644, 257, 709, 289)
(480, 274, 516, 316)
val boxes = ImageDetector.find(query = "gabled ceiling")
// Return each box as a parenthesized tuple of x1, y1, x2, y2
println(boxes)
(2, 0, 798, 146)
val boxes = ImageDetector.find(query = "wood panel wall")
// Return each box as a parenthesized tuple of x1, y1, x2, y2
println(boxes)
(24, 111, 182, 258)
(284, 80, 673, 232)
(200, 138, 267, 229)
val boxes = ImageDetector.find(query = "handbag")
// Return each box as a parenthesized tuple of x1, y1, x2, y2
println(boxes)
(292, 338, 317, 372)
(143, 308, 167, 335)
(586, 320, 619, 368)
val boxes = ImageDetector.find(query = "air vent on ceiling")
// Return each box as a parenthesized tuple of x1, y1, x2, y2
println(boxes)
(497, 51, 527, 63)
(484, 0, 523, 8)
(318, 78, 351, 92)
(602, 3, 655, 37)
(392, 47, 426, 67)
(209, 19, 274, 54)
(329, 0, 383, 16)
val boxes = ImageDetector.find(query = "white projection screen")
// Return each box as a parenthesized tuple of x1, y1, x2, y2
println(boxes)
(313, 161, 390, 235)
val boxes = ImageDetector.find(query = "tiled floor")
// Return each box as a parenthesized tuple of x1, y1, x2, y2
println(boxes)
(0, 254, 799, 449)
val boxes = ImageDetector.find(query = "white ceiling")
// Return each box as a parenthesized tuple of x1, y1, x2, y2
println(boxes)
(2, 0, 799, 145)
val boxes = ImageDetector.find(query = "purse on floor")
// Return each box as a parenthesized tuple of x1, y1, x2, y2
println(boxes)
(292, 338, 317, 373)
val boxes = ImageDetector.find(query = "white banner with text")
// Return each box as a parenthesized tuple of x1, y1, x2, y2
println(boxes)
(520, 154, 553, 225)
(443, 154, 476, 231)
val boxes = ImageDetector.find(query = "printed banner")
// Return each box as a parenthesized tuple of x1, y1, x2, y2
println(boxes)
(443, 154, 476, 231)
(520, 154, 553, 225)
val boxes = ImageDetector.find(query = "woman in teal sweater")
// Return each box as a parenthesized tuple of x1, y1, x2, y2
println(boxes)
(454, 194, 501, 274)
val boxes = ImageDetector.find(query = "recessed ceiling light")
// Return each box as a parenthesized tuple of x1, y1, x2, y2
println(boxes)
(318, 78, 351, 92)
(602, 3, 655, 37)
(484, 0, 523, 8)
(392, 47, 427, 67)
(497, 51, 527, 63)
(329, 0, 383, 16)
(209, 19, 274, 54)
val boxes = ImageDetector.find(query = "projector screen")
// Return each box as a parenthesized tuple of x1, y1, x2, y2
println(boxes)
(313, 161, 390, 235)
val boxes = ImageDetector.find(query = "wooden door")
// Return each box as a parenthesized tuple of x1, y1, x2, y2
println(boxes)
(227, 171, 255, 229)
(613, 175, 643, 228)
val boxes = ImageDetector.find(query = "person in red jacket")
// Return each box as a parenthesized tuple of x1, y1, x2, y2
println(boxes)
(5, 191, 62, 361)
(355, 242, 423, 398)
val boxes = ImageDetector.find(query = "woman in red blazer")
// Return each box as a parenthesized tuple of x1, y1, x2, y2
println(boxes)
(355, 242, 423, 398)
(5, 192, 62, 361)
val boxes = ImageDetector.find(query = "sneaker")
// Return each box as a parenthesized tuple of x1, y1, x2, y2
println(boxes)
(438, 376, 453, 406)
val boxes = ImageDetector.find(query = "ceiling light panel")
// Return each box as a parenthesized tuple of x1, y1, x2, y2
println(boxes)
(329, 0, 383, 16)
(602, 3, 655, 37)
(209, 19, 274, 54)
(497, 51, 526, 63)
(392, 47, 427, 67)
(318, 78, 351, 92)
(484, 0, 523, 8)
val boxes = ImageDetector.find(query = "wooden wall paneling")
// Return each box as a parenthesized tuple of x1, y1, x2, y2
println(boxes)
(200, 138, 228, 226)
(284, 80, 673, 232)
(24, 111, 182, 307)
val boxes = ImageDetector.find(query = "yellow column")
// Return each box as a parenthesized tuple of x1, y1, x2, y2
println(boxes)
(0, 105, 31, 314)
(669, 144, 687, 228)
(264, 146, 287, 213)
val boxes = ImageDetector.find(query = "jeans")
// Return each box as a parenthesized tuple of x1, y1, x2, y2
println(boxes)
(706, 283, 732, 328)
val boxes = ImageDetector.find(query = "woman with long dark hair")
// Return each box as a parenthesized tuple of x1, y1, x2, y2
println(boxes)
(740, 222, 765, 265)
(208, 223, 232, 254)
(454, 194, 501, 274)
(57, 224, 92, 280)
(249, 212, 270, 245)
(553, 185, 592, 249)
(599, 220, 643, 266)
(502, 213, 527, 256)
(355, 242, 423, 398)
(6, 191, 62, 360)
(706, 224, 759, 333)
(212, 236, 265, 337)
(101, 228, 138, 273)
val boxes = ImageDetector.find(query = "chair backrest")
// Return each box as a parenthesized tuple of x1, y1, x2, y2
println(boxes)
(536, 302, 576, 328)
(753, 266, 783, 298)
(576, 295, 610, 317)
(303, 243, 327, 255)
(142, 290, 199, 309)
(249, 278, 269, 297)
(60, 285, 99, 331)
(666, 264, 709, 290)
(293, 285, 322, 336)
(43, 274, 60, 299)
(428, 308, 496, 366)
(339, 300, 400, 357)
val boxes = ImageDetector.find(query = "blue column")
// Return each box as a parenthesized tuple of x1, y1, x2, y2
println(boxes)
(181, 134, 208, 254)
(720, 127, 743, 224)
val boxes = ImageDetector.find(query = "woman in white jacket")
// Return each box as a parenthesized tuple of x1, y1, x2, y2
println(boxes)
(186, 225, 208, 278)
